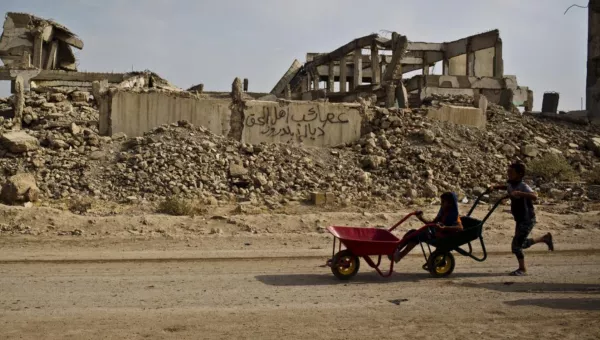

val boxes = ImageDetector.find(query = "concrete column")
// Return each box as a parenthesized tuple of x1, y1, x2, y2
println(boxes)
(353, 48, 362, 89)
(422, 52, 429, 75)
(466, 38, 474, 76)
(243, 78, 249, 92)
(493, 39, 504, 78)
(588, 0, 600, 124)
(45, 41, 58, 69)
(32, 31, 43, 68)
(12, 75, 25, 130)
(232, 77, 243, 101)
(385, 84, 396, 108)
(467, 52, 476, 76)
(327, 62, 335, 91)
(395, 82, 409, 109)
(301, 73, 310, 92)
(442, 56, 449, 75)
(339, 57, 347, 93)
(370, 42, 381, 84)
(312, 72, 319, 90)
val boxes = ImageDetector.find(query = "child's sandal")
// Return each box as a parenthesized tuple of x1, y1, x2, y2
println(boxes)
(509, 269, 527, 276)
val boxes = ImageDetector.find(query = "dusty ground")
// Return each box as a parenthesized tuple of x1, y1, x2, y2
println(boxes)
(1, 202, 600, 339)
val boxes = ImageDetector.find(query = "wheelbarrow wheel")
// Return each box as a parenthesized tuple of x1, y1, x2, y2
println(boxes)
(427, 251, 455, 278)
(331, 249, 360, 280)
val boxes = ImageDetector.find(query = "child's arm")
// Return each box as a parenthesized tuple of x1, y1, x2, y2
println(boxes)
(415, 211, 433, 224)
(511, 190, 538, 201)
(489, 184, 507, 191)
(438, 217, 464, 231)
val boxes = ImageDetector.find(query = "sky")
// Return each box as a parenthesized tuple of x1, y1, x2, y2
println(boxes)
(0, 0, 590, 111)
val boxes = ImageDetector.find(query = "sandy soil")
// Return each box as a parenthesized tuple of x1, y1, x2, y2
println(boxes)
(1, 202, 600, 339)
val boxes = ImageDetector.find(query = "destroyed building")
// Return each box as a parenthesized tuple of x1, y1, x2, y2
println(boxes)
(271, 30, 533, 111)
(0, 12, 127, 92)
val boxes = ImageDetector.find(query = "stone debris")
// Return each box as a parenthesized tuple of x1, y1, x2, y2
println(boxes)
(0, 131, 40, 153)
(0, 173, 40, 205)
(0, 92, 598, 206)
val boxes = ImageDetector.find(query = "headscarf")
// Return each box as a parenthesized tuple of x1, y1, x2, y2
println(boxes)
(435, 192, 460, 226)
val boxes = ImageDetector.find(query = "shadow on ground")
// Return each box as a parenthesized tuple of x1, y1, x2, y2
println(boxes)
(458, 282, 600, 294)
(256, 271, 501, 286)
(505, 298, 600, 311)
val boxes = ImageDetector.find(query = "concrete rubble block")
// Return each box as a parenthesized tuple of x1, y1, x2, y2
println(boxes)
(70, 91, 90, 102)
(426, 105, 486, 128)
(360, 155, 386, 170)
(49, 93, 67, 102)
(0, 131, 40, 153)
(229, 163, 248, 177)
(1, 173, 40, 205)
(521, 144, 539, 157)
(534, 136, 548, 145)
(309, 192, 326, 205)
(309, 192, 335, 205)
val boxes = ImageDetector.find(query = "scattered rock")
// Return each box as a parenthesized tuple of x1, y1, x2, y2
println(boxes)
(0, 173, 40, 205)
(421, 129, 436, 143)
(0, 131, 39, 153)
(521, 144, 539, 157)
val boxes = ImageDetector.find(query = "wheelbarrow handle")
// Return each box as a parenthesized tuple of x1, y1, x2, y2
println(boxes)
(388, 211, 419, 232)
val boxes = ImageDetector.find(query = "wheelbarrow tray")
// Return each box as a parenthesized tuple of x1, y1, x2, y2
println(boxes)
(327, 226, 400, 256)
(427, 217, 483, 252)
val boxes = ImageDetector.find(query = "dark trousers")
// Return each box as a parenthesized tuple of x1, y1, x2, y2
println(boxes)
(511, 219, 536, 260)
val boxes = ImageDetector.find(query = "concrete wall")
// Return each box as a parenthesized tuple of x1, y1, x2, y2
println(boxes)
(241, 101, 362, 147)
(449, 55, 466, 75)
(447, 48, 495, 77)
(100, 90, 367, 147)
(427, 105, 486, 128)
(106, 91, 231, 137)
(474, 48, 495, 77)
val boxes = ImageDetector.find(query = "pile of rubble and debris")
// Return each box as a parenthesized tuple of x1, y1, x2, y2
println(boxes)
(0, 89, 99, 132)
(0, 91, 599, 207)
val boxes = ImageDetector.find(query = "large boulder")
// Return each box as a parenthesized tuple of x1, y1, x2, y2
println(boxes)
(1, 173, 40, 205)
(0, 131, 39, 153)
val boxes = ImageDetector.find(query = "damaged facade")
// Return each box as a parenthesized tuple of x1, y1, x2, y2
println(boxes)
(271, 30, 533, 111)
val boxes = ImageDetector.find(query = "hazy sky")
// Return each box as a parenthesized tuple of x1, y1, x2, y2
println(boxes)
(0, 0, 590, 111)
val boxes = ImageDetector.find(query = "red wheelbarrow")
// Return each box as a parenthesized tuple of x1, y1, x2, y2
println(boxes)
(325, 190, 506, 280)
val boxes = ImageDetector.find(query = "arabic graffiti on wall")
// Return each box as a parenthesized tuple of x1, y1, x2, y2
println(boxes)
(244, 106, 350, 141)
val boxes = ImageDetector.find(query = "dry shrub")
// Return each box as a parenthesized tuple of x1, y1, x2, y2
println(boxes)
(157, 197, 206, 216)
(68, 197, 93, 214)
(527, 154, 577, 182)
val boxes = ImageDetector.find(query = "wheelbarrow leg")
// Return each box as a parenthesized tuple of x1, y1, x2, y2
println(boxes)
(363, 256, 395, 277)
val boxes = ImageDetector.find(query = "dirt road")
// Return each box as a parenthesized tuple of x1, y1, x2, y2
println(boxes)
(1, 250, 599, 340)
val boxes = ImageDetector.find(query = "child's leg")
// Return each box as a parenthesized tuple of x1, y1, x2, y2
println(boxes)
(511, 221, 535, 273)
(394, 242, 418, 262)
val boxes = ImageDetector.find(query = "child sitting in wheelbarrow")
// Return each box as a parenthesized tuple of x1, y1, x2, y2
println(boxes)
(392, 192, 463, 263)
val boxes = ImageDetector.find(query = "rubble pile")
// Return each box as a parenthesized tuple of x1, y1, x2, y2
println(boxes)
(0, 90, 99, 132)
(0, 92, 598, 206)
(355, 103, 599, 200)
(422, 93, 477, 107)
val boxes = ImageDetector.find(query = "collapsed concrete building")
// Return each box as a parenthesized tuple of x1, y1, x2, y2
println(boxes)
(271, 30, 533, 111)
(0, 12, 127, 92)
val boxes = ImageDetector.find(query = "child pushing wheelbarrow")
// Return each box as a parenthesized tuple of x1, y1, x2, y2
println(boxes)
(326, 190, 506, 280)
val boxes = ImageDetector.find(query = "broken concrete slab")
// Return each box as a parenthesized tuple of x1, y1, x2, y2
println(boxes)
(0, 131, 39, 153)
(426, 105, 486, 128)
(0, 12, 83, 71)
